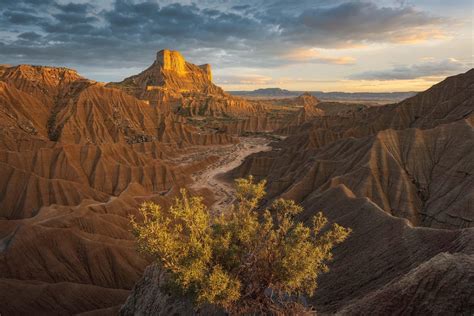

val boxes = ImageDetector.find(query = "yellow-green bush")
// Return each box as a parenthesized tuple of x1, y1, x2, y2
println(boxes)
(131, 176, 351, 314)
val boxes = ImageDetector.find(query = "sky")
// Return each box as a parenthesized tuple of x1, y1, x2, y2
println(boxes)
(0, 0, 472, 92)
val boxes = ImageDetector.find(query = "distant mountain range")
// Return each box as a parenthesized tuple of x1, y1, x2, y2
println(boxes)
(229, 87, 417, 102)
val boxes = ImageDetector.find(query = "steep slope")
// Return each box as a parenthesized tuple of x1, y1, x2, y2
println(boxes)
(225, 69, 474, 313)
(0, 60, 242, 314)
(279, 69, 474, 147)
(237, 120, 473, 229)
(338, 252, 474, 315)
(236, 70, 474, 229)
(216, 93, 325, 135)
(0, 65, 90, 140)
(122, 186, 474, 315)
(301, 186, 474, 313)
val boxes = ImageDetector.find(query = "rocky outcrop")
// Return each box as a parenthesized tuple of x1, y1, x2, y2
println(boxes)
(112, 49, 222, 97)
(108, 49, 260, 117)
(338, 252, 474, 315)
(295, 92, 320, 107)
(199, 64, 212, 81)
(120, 264, 222, 316)
(156, 49, 187, 75)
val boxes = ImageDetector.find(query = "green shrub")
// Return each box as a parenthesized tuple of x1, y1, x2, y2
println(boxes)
(131, 176, 351, 314)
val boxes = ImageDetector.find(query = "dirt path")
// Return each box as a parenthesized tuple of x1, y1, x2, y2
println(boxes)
(190, 137, 271, 213)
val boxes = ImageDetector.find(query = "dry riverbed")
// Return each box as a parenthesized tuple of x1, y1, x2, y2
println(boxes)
(190, 137, 271, 213)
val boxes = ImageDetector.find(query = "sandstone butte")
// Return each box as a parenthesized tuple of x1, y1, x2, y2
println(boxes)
(0, 50, 472, 315)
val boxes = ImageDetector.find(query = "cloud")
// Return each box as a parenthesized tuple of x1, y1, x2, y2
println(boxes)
(231, 4, 251, 11)
(17, 31, 42, 41)
(258, 1, 447, 47)
(283, 48, 356, 65)
(2, 10, 42, 24)
(349, 58, 468, 80)
(0, 0, 453, 81)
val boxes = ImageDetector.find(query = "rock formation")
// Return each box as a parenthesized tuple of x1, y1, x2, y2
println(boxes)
(0, 58, 240, 314)
(110, 49, 222, 98)
(108, 49, 260, 117)
(119, 265, 223, 316)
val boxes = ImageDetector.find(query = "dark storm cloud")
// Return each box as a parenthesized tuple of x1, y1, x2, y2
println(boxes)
(254, 1, 445, 47)
(289, 2, 442, 43)
(0, 0, 449, 79)
(55, 2, 93, 14)
(103, 2, 264, 41)
(349, 59, 468, 80)
(231, 4, 251, 11)
(17, 31, 42, 41)
(1, 0, 55, 6)
(2, 10, 42, 24)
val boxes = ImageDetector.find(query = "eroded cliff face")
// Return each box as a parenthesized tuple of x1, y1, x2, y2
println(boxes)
(223, 70, 474, 313)
(108, 49, 260, 117)
(0, 59, 240, 314)
(235, 70, 474, 230)
(114, 49, 222, 97)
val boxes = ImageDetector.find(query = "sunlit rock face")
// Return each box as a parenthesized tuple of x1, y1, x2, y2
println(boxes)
(155, 50, 212, 82)
(109, 49, 220, 96)
(156, 49, 187, 75)
(107, 49, 260, 117)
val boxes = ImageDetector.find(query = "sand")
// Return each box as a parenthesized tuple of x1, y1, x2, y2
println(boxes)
(190, 137, 271, 213)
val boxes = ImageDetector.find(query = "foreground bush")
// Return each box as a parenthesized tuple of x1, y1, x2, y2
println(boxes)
(131, 176, 351, 314)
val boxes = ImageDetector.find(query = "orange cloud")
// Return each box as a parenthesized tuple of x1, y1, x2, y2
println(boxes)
(283, 48, 356, 65)
(389, 28, 449, 44)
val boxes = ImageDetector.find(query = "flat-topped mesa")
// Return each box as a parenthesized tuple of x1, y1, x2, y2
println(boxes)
(107, 49, 261, 117)
(109, 49, 222, 99)
(156, 49, 187, 76)
(154, 49, 212, 83)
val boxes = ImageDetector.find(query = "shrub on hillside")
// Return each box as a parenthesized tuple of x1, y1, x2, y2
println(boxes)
(131, 176, 351, 314)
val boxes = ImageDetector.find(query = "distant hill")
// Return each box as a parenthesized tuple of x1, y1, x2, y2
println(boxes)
(231, 88, 297, 97)
(229, 88, 416, 102)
